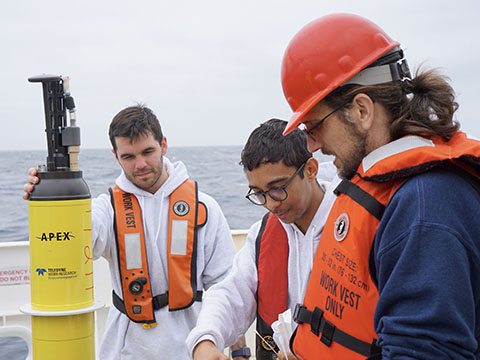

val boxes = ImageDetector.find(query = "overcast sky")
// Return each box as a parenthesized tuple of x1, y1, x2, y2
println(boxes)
(1, 0, 479, 151)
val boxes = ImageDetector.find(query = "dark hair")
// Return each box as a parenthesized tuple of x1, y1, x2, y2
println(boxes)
(322, 68, 460, 141)
(240, 118, 312, 173)
(109, 105, 164, 152)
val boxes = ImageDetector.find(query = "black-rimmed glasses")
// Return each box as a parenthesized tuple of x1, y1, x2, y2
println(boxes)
(245, 163, 306, 206)
(300, 100, 351, 141)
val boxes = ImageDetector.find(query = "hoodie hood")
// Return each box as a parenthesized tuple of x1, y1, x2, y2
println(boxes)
(115, 156, 189, 198)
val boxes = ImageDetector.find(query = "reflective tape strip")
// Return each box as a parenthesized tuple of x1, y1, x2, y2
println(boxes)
(343, 65, 393, 86)
(362, 136, 435, 172)
(124, 233, 142, 269)
(171, 220, 188, 255)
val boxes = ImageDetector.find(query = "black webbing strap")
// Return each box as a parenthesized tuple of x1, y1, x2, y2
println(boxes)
(293, 304, 380, 357)
(334, 179, 385, 221)
(112, 290, 203, 316)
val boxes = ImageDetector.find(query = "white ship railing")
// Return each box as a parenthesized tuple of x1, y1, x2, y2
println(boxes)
(0, 230, 250, 360)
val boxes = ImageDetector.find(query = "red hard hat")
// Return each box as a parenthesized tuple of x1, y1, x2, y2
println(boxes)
(281, 13, 400, 134)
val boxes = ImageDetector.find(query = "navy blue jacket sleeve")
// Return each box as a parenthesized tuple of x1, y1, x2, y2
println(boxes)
(373, 169, 480, 359)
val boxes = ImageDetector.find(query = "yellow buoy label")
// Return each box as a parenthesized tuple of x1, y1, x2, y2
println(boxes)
(29, 199, 93, 311)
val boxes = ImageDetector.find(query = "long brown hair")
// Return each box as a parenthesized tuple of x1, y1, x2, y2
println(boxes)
(323, 68, 460, 140)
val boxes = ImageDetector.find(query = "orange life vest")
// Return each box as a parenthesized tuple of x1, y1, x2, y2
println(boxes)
(255, 213, 289, 359)
(109, 179, 207, 325)
(291, 132, 480, 359)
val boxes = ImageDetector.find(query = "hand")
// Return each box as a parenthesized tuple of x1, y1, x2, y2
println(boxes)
(193, 340, 228, 360)
(277, 351, 298, 360)
(23, 167, 39, 200)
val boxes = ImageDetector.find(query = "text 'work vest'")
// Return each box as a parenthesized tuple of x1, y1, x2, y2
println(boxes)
(291, 132, 480, 359)
(255, 213, 289, 360)
(109, 179, 207, 326)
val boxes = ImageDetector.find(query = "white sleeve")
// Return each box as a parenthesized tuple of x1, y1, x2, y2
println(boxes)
(186, 221, 262, 357)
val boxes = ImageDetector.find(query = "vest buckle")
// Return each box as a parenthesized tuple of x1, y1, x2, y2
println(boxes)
(293, 303, 305, 324)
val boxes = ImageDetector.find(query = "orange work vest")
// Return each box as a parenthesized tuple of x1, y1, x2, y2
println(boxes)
(291, 132, 480, 359)
(255, 213, 289, 359)
(109, 179, 207, 325)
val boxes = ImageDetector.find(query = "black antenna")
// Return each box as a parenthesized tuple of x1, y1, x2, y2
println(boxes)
(28, 74, 81, 171)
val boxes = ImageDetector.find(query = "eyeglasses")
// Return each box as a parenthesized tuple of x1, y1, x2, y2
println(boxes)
(245, 163, 306, 206)
(300, 100, 351, 141)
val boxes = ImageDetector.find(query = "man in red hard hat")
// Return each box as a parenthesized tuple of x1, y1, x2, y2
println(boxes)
(281, 13, 480, 359)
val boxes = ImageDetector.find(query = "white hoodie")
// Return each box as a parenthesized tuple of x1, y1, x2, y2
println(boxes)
(91, 157, 236, 360)
(185, 161, 340, 356)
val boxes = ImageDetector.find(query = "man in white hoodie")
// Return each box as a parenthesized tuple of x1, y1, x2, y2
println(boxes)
(24, 105, 237, 359)
(186, 119, 340, 360)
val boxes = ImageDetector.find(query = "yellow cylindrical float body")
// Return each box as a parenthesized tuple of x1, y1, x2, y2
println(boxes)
(27, 170, 95, 360)
(31, 313, 95, 360)
(26, 75, 98, 360)
(29, 198, 93, 311)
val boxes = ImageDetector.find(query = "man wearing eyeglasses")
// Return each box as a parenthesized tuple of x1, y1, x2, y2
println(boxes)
(186, 119, 340, 360)
(282, 14, 480, 360)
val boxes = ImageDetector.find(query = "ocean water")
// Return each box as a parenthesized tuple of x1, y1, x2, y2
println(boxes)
(0, 146, 269, 244)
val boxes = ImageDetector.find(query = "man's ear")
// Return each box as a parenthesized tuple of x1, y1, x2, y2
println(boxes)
(112, 148, 118, 160)
(161, 136, 168, 155)
(304, 157, 319, 180)
(349, 93, 375, 132)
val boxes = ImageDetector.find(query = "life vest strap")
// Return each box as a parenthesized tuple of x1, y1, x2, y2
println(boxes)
(112, 290, 203, 316)
(293, 303, 381, 357)
(334, 179, 385, 221)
